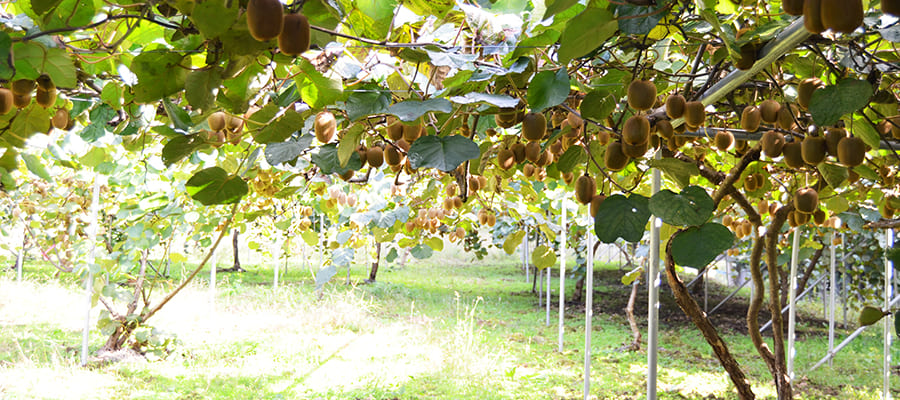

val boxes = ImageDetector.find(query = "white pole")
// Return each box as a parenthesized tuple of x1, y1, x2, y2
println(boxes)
(725, 254, 731, 287)
(647, 153, 661, 400)
(829, 231, 836, 367)
(558, 201, 566, 352)
(884, 229, 894, 400)
(546, 258, 551, 326)
(583, 210, 594, 400)
(15, 223, 25, 281)
(787, 227, 801, 379)
(81, 175, 102, 366)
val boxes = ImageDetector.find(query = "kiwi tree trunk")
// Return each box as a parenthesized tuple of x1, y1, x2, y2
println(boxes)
(232, 229, 241, 271)
(367, 242, 381, 282)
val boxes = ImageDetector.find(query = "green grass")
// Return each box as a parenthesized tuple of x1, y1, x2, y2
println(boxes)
(0, 248, 895, 399)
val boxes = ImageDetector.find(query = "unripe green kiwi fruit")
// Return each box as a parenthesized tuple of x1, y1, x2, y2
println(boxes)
(498, 149, 516, 170)
(51, 108, 68, 129)
(208, 112, 227, 132)
(315, 111, 336, 143)
(684, 101, 705, 128)
(622, 115, 650, 145)
(13, 93, 30, 109)
(741, 106, 762, 132)
(715, 130, 734, 151)
(575, 175, 596, 205)
(797, 78, 823, 110)
(11, 79, 34, 96)
(885, 0, 900, 16)
(821, 0, 863, 34)
(801, 135, 827, 165)
(622, 140, 649, 158)
(759, 100, 781, 123)
(524, 141, 542, 162)
(522, 112, 547, 142)
(279, 13, 311, 56)
(824, 127, 848, 157)
(0, 88, 12, 114)
(783, 141, 805, 168)
(367, 146, 384, 168)
(665, 94, 686, 119)
(783, 0, 804, 15)
(794, 187, 819, 214)
(803, 0, 826, 34)
(247, 0, 284, 41)
(837, 136, 866, 167)
(511, 142, 526, 163)
(604, 142, 630, 171)
(655, 119, 674, 139)
(627, 80, 656, 111)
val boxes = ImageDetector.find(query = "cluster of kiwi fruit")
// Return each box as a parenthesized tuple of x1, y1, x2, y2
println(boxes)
(404, 207, 451, 234)
(206, 111, 244, 147)
(722, 214, 755, 239)
(447, 226, 467, 243)
(785, 187, 830, 227)
(573, 174, 606, 216)
(2, 75, 58, 114)
(441, 182, 466, 212)
(477, 208, 497, 227)
(786, 0, 867, 34)
(246, 0, 310, 56)
(251, 168, 282, 197)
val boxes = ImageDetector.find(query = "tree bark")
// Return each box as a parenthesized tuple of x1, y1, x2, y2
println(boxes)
(218, 229, 245, 273)
(664, 230, 755, 400)
(766, 206, 794, 400)
(367, 242, 381, 282)
(625, 276, 641, 351)
(572, 272, 585, 304)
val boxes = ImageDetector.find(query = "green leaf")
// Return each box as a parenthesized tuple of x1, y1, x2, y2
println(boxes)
(12, 42, 77, 88)
(616, 3, 668, 35)
(556, 145, 587, 173)
(190, 0, 239, 39)
(21, 153, 51, 182)
(671, 223, 734, 268)
(185, 68, 222, 111)
(424, 236, 444, 252)
(185, 167, 249, 205)
(404, 0, 455, 17)
(510, 30, 561, 60)
(621, 266, 643, 285)
(527, 69, 570, 112)
(8, 106, 50, 147)
(594, 194, 651, 243)
(32, 0, 64, 15)
(294, 59, 344, 109)
(338, 126, 364, 167)
(388, 98, 453, 122)
(647, 157, 700, 188)
(544, 0, 580, 20)
(162, 135, 206, 167)
(579, 90, 615, 121)
(311, 143, 363, 174)
(649, 186, 714, 227)
(809, 79, 873, 127)
(332, 248, 355, 266)
(0, 32, 13, 80)
(852, 116, 882, 150)
(163, 98, 192, 132)
(251, 108, 304, 144)
(315, 265, 337, 290)
(130, 49, 188, 103)
(818, 162, 848, 189)
(80, 104, 115, 143)
(301, 229, 318, 246)
(557, 8, 617, 64)
(407, 135, 480, 172)
(345, 86, 390, 121)
(411, 244, 434, 259)
(264, 135, 313, 166)
(859, 305, 885, 327)
(449, 92, 519, 108)
(503, 230, 527, 255)
(532, 245, 557, 270)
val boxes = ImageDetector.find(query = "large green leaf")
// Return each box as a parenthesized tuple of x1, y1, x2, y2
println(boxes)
(8, 106, 50, 147)
(647, 158, 700, 189)
(556, 145, 587, 173)
(449, 92, 519, 108)
(671, 223, 734, 268)
(130, 49, 188, 103)
(543, 0, 580, 20)
(265, 134, 313, 166)
(852, 116, 882, 150)
(185, 167, 249, 205)
(503, 230, 527, 255)
(527, 69, 570, 112)
(648, 186, 714, 227)
(616, 2, 669, 35)
(310, 143, 363, 174)
(79, 104, 115, 143)
(594, 194, 651, 243)
(387, 98, 453, 122)
(407, 135, 480, 172)
(190, 0, 239, 39)
(809, 79, 873, 127)
(411, 243, 434, 259)
(185, 68, 222, 111)
(294, 59, 344, 109)
(532, 245, 557, 270)
(12, 42, 77, 88)
(557, 8, 617, 64)
(579, 90, 616, 121)
(162, 135, 207, 166)
(248, 106, 304, 144)
(345, 86, 390, 121)
(818, 162, 848, 189)
(0, 32, 13, 80)
(21, 153, 51, 182)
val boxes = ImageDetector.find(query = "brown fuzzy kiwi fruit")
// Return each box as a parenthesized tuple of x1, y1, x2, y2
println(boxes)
(384, 146, 402, 166)
(665, 94, 686, 119)
(551, 111, 566, 128)
(783, 141, 805, 168)
(803, 0, 826, 33)
(837, 136, 866, 167)
(655, 119, 674, 140)
(783, 0, 804, 15)
(208, 112, 227, 132)
(887, 116, 900, 139)
(402, 123, 424, 143)
(824, 127, 848, 157)
(715, 130, 734, 151)
(684, 101, 706, 127)
(36, 75, 54, 91)
(278, 13, 310, 56)
(495, 108, 518, 128)
(821, 0, 863, 34)
(622, 140, 649, 158)
(744, 173, 759, 192)
(740, 106, 761, 132)
(35, 88, 55, 108)
(761, 130, 786, 158)
(575, 175, 596, 205)
(848, 169, 860, 184)
(759, 100, 781, 123)
(356, 145, 368, 166)
(567, 112, 584, 130)
(798, 78, 823, 110)
(736, 43, 758, 71)
(524, 141, 542, 162)
(604, 142, 631, 171)
(627, 80, 656, 111)
(801, 135, 827, 165)
(247, 0, 284, 41)
(622, 115, 650, 145)
(11, 79, 34, 96)
(885, 0, 900, 15)
(596, 130, 611, 146)
(777, 103, 799, 130)
(813, 208, 827, 225)
(755, 173, 765, 189)
(315, 111, 336, 143)
(522, 163, 536, 177)
(367, 146, 384, 168)
(511, 142, 526, 163)
(51, 108, 68, 130)
(13, 93, 30, 109)
(468, 176, 481, 192)
(498, 148, 516, 170)
(386, 117, 403, 140)
(590, 195, 606, 218)
(0, 88, 12, 114)
(395, 138, 410, 152)
(522, 112, 547, 142)
(794, 187, 819, 214)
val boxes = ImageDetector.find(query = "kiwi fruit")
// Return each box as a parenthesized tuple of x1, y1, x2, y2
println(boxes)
(524, 141, 542, 162)
(715, 130, 734, 151)
(523, 163, 536, 177)
(498, 149, 516, 170)
(736, 43, 758, 71)
(522, 112, 547, 141)
(655, 119, 674, 140)
(315, 111, 336, 143)
(777, 103, 798, 130)
(794, 187, 819, 214)
(887, 116, 900, 139)
(495, 108, 518, 128)
(622, 140, 649, 158)
(575, 175, 596, 205)
(567, 112, 584, 131)
(798, 78, 823, 110)
(745, 173, 759, 192)
(627, 80, 656, 111)
(356, 145, 368, 165)
(35, 88, 55, 108)
(477, 175, 488, 190)
(761, 130, 786, 158)
(51, 108, 68, 130)
(837, 136, 866, 167)
(278, 13, 310, 56)
(803, 0, 826, 34)
(783, 141, 805, 168)
(536, 150, 552, 167)
(741, 106, 762, 132)
(759, 100, 781, 123)
(247, 0, 284, 41)
(848, 169, 860, 184)
(824, 127, 848, 157)
(813, 208, 827, 225)
(11, 79, 34, 96)
(36, 75, 54, 91)
(403, 123, 424, 143)
(665, 94, 686, 119)
(684, 101, 706, 127)
(396, 138, 410, 152)
(208, 112, 227, 132)
(758, 198, 769, 215)
(821, 0, 863, 34)
(0, 88, 12, 114)
(13, 93, 30, 109)
(622, 115, 650, 145)
(367, 145, 384, 168)
(597, 130, 611, 145)
(801, 135, 827, 165)
(511, 142, 526, 163)
(783, 0, 804, 15)
(885, 0, 900, 16)
(551, 111, 566, 128)
(790, 210, 810, 226)
(604, 142, 631, 171)
(590, 195, 606, 218)
(384, 146, 402, 166)
(755, 173, 765, 189)
(385, 117, 403, 140)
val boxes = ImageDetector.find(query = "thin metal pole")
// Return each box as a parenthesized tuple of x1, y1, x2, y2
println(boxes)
(539, 266, 544, 308)
(559, 202, 566, 352)
(583, 210, 594, 400)
(787, 227, 801, 379)
(647, 152, 661, 400)
(81, 175, 102, 366)
(884, 229, 894, 400)
(829, 231, 836, 367)
(842, 232, 848, 327)
(725, 254, 730, 287)
(546, 258, 551, 326)
(811, 293, 900, 372)
(759, 273, 828, 333)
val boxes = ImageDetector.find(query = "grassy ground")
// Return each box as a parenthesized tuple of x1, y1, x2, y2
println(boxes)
(0, 246, 896, 399)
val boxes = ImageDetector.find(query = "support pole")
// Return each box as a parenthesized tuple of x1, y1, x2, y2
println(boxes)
(787, 227, 801, 379)
(829, 231, 836, 367)
(884, 229, 893, 400)
(559, 201, 566, 352)
(810, 293, 900, 371)
(15, 223, 25, 281)
(583, 210, 594, 400)
(647, 152, 662, 400)
(81, 175, 102, 366)
(546, 259, 551, 326)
